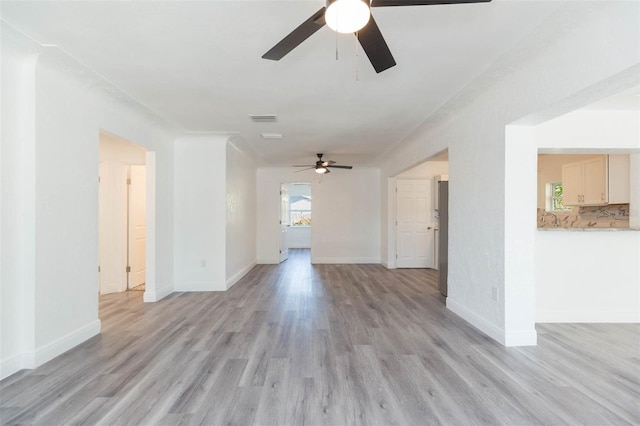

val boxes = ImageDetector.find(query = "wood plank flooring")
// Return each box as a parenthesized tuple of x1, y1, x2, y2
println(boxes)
(1, 249, 639, 425)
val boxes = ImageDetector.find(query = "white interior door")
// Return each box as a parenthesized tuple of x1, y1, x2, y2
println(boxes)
(128, 165, 146, 288)
(99, 161, 128, 294)
(396, 179, 434, 268)
(279, 183, 290, 263)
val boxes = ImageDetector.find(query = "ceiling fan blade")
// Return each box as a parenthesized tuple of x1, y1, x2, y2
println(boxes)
(294, 167, 316, 173)
(357, 16, 396, 73)
(262, 7, 326, 61)
(293, 165, 315, 167)
(371, 0, 490, 6)
(327, 165, 353, 169)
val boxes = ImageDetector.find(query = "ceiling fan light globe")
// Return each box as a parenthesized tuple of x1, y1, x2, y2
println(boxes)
(315, 167, 328, 174)
(325, 0, 371, 34)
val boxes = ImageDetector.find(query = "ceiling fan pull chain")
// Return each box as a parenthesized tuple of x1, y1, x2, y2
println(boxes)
(335, 22, 339, 60)
(355, 31, 359, 81)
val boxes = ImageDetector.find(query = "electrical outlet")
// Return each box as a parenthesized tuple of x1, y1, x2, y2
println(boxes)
(491, 287, 499, 301)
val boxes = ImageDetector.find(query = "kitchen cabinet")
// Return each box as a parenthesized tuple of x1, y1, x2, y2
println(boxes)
(608, 154, 630, 204)
(562, 155, 630, 206)
(562, 156, 607, 206)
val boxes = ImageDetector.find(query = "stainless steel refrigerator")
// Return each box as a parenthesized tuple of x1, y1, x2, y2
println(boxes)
(438, 181, 448, 297)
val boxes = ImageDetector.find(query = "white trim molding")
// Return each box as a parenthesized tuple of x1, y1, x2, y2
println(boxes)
(0, 354, 28, 381)
(1, 320, 101, 380)
(446, 298, 506, 345)
(33, 320, 102, 367)
(143, 284, 173, 302)
(226, 261, 256, 290)
(447, 298, 538, 346)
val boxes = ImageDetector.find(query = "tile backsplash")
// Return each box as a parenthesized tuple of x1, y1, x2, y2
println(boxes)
(537, 204, 630, 229)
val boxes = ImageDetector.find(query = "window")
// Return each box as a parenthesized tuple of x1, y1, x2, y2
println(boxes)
(548, 181, 571, 211)
(290, 195, 311, 226)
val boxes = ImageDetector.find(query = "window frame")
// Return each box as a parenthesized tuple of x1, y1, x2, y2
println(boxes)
(547, 181, 571, 212)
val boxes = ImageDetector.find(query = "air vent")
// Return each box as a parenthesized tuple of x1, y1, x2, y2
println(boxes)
(249, 114, 277, 123)
(261, 133, 283, 139)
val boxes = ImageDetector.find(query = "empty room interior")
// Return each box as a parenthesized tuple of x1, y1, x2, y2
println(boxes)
(1, 1, 639, 425)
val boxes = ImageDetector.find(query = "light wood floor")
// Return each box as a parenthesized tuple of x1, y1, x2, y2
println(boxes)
(2, 249, 639, 425)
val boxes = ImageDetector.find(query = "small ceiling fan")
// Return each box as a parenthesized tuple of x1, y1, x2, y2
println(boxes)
(262, 0, 492, 74)
(294, 153, 353, 174)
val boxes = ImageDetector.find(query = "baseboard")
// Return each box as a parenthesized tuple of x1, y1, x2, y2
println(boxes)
(257, 257, 279, 264)
(143, 284, 173, 302)
(33, 320, 101, 367)
(0, 353, 28, 381)
(226, 261, 257, 290)
(381, 258, 397, 269)
(537, 310, 640, 323)
(1, 320, 102, 380)
(311, 257, 380, 264)
(446, 298, 505, 345)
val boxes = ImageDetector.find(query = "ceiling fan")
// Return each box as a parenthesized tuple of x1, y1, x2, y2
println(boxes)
(262, 0, 492, 74)
(294, 153, 354, 174)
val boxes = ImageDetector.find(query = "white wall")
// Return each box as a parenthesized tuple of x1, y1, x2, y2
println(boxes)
(536, 110, 640, 150)
(312, 169, 380, 263)
(379, 2, 640, 346)
(174, 136, 227, 291)
(536, 231, 640, 322)
(288, 227, 312, 249)
(226, 141, 257, 288)
(257, 168, 380, 264)
(1, 24, 177, 379)
(1, 25, 39, 380)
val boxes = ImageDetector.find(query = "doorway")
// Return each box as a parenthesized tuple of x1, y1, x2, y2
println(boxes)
(98, 131, 146, 294)
(279, 182, 312, 263)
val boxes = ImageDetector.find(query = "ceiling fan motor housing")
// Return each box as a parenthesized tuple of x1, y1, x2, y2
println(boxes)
(326, 0, 370, 7)
(325, 0, 372, 34)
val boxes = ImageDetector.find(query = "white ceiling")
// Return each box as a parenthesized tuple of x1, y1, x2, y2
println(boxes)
(580, 85, 640, 112)
(1, 0, 564, 166)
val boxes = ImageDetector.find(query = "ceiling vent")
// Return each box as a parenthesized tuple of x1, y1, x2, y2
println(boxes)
(249, 114, 277, 123)
(261, 133, 283, 139)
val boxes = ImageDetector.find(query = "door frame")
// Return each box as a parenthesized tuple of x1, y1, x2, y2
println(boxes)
(98, 131, 158, 302)
(279, 182, 290, 263)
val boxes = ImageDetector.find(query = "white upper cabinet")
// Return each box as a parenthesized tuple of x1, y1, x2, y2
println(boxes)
(581, 157, 608, 205)
(562, 155, 630, 206)
(608, 154, 631, 204)
(562, 161, 583, 206)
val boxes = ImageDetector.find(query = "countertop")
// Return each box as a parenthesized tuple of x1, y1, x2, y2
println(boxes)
(537, 227, 639, 232)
